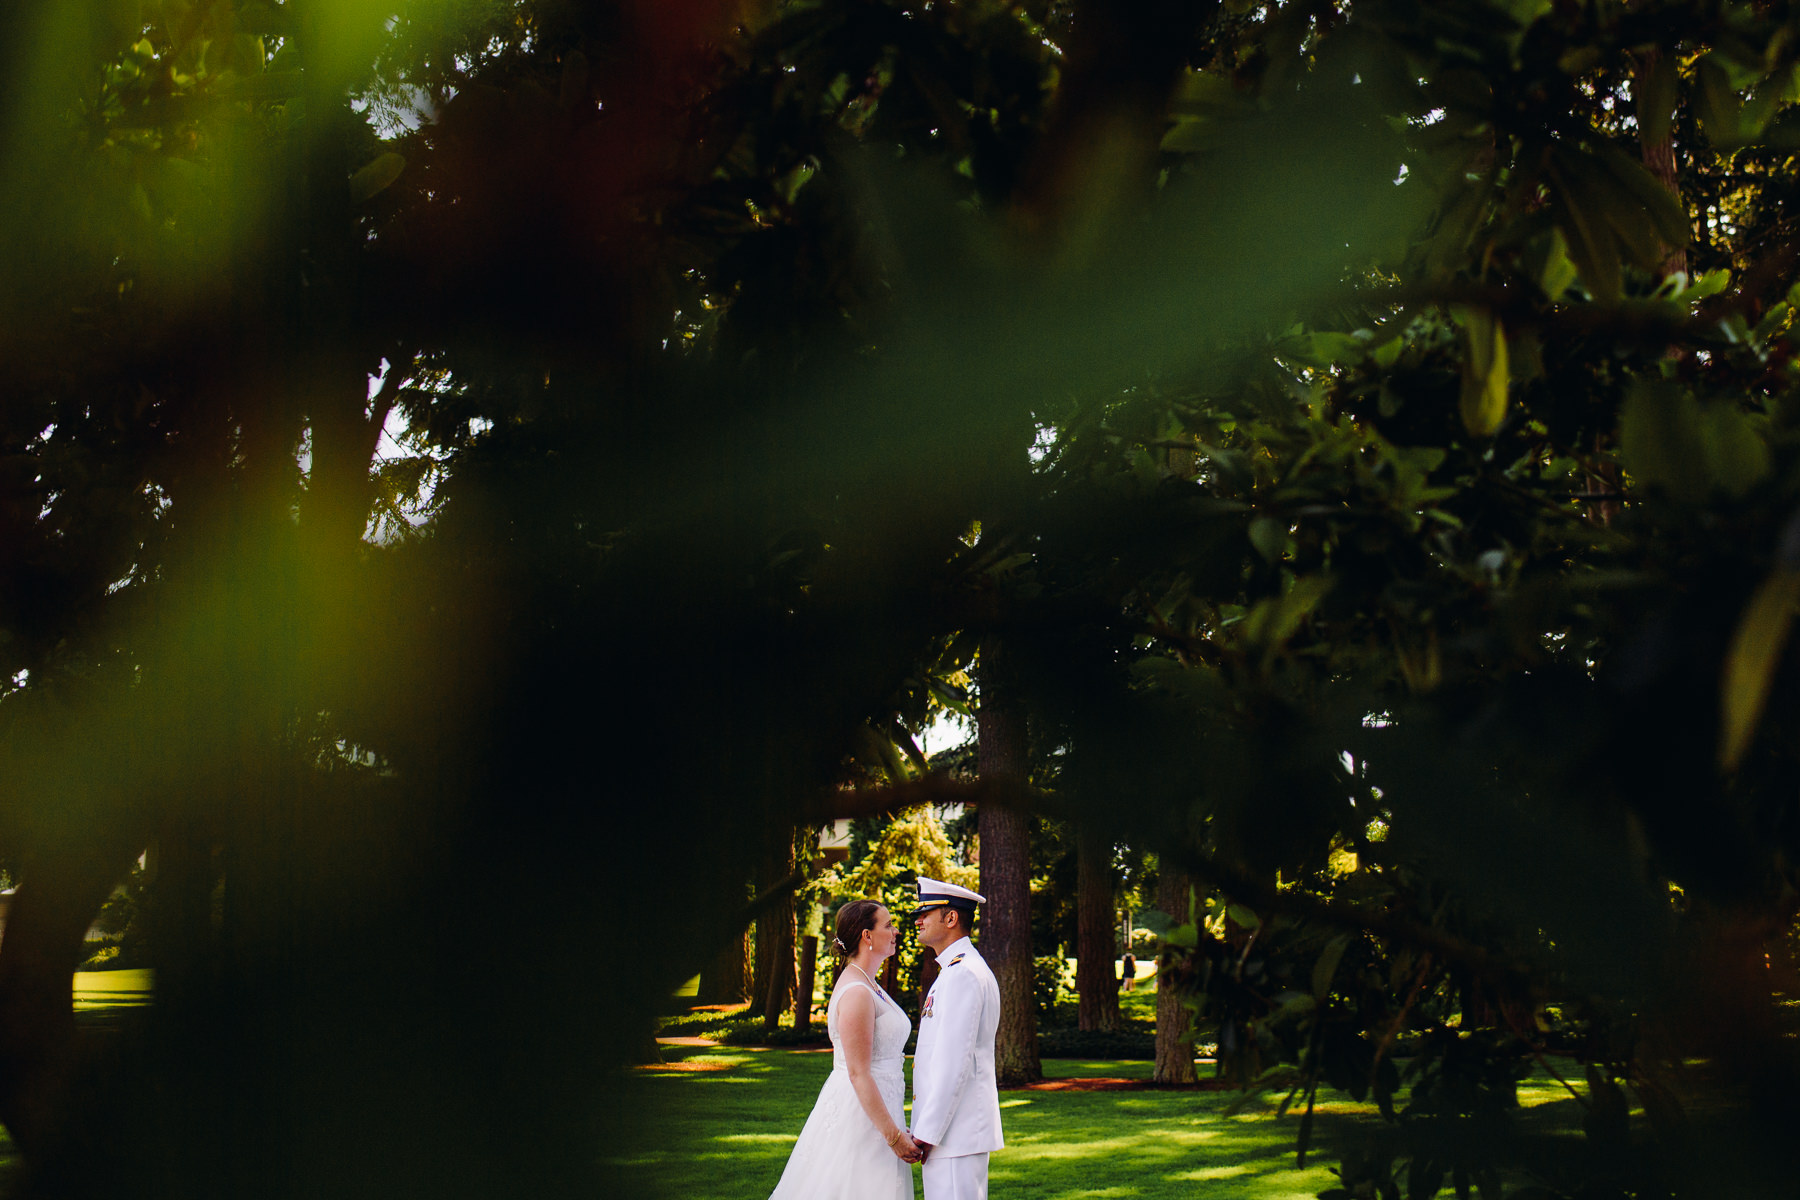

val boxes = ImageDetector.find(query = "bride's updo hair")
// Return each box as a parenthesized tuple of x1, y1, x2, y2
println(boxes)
(831, 899, 883, 961)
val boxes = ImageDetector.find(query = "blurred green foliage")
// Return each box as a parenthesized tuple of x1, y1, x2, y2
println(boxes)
(7, 1, 1800, 1198)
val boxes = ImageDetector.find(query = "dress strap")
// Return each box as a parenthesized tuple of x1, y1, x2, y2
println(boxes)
(830, 975, 872, 1003)
(846, 964, 893, 1006)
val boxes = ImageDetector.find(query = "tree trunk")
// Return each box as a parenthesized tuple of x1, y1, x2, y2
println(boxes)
(976, 638, 1041, 1085)
(1075, 827, 1123, 1032)
(762, 916, 795, 1032)
(795, 936, 819, 1030)
(751, 830, 796, 1020)
(1153, 865, 1197, 1085)
(697, 923, 752, 1006)
(1633, 47, 1688, 281)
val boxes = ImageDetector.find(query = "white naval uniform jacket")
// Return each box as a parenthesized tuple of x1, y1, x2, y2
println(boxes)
(909, 935, 1004, 1156)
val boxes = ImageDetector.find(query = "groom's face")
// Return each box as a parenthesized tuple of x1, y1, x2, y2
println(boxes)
(914, 907, 955, 952)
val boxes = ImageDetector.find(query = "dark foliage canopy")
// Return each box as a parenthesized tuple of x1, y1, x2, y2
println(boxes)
(6, 1, 1800, 1197)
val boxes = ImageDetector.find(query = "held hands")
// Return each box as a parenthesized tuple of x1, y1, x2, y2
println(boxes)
(886, 1128, 924, 1164)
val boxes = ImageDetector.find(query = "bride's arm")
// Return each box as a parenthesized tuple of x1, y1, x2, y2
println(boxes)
(836, 988, 920, 1162)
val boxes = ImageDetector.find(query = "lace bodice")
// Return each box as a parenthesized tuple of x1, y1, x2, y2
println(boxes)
(826, 972, 912, 1079)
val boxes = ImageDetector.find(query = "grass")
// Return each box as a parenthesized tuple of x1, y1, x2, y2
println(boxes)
(606, 1043, 1594, 1199)
(73, 967, 153, 1012)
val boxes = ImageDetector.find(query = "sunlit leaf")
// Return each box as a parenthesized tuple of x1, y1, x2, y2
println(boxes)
(1530, 227, 1579, 300)
(1455, 306, 1508, 437)
(349, 151, 406, 203)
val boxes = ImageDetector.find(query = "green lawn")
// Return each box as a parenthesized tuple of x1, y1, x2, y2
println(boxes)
(606, 1044, 1590, 1199)
(73, 967, 153, 1011)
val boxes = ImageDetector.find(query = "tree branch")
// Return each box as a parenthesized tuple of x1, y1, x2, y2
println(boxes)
(802, 774, 1033, 825)
(1166, 846, 1529, 988)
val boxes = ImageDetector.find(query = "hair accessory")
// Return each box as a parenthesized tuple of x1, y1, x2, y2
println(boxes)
(832, 935, 847, 954)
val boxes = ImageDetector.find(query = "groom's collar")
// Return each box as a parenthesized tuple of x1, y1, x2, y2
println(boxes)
(934, 935, 975, 965)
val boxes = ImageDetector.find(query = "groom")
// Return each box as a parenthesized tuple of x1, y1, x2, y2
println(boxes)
(909, 877, 1003, 1200)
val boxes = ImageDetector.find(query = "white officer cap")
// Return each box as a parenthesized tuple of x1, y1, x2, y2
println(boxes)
(911, 876, 985, 916)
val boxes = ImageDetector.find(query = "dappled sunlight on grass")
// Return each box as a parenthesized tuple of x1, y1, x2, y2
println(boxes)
(1168, 1162, 1254, 1181)
(73, 967, 153, 1012)
(1043, 1060, 1154, 1079)
(608, 1046, 1374, 1199)
(607, 1045, 1607, 1199)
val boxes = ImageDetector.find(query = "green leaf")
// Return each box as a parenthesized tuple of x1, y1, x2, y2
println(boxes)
(1311, 933, 1351, 999)
(1556, 147, 1665, 271)
(1701, 403, 1769, 498)
(1169, 70, 1250, 118)
(349, 152, 406, 203)
(1530, 227, 1579, 300)
(1160, 117, 1217, 154)
(1618, 381, 1707, 501)
(1280, 331, 1365, 368)
(1684, 268, 1732, 301)
(1426, 182, 1491, 277)
(1455, 306, 1508, 437)
(1497, 0, 1551, 26)
(1619, 381, 1768, 502)
(1408, 1155, 1446, 1200)
(1238, 574, 1333, 647)
(1697, 55, 1747, 147)
(1549, 166, 1621, 302)
(1721, 569, 1800, 772)
(1595, 145, 1690, 253)
(1742, 82, 1785, 141)
(1249, 514, 1287, 562)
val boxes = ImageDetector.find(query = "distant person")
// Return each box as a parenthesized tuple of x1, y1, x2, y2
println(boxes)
(910, 877, 1003, 1200)
(1121, 950, 1137, 992)
(766, 900, 921, 1199)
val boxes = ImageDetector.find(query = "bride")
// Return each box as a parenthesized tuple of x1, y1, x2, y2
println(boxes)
(767, 899, 921, 1199)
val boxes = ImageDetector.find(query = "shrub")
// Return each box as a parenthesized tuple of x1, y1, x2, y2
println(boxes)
(1037, 1028, 1157, 1060)
(717, 1023, 832, 1048)
(1033, 955, 1073, 1020)
(80, 942, 122, 970)
(657, 1007, 755, 1039)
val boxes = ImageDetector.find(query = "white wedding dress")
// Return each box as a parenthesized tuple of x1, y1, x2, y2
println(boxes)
(766, 972, 914, 1200)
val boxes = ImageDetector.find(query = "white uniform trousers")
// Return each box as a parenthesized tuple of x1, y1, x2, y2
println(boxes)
(922, 1151, 988, 1200)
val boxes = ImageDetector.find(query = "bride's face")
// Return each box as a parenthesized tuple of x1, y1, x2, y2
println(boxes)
(867, 907, 899, 960)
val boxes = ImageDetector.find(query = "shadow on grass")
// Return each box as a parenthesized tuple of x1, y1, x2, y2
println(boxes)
(609, 1047, 1403, 1200)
